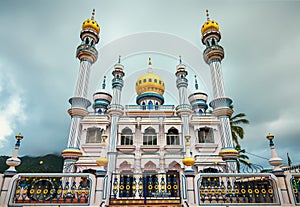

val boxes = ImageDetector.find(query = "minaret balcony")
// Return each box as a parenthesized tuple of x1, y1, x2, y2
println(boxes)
(203, 45, 224, 64)
(107, 104, 124, 116)
(76, 44, 98, 63)
(175, 104, 192, 116)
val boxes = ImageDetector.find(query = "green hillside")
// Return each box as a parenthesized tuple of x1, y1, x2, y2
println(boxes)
(0, 154, 63, 173)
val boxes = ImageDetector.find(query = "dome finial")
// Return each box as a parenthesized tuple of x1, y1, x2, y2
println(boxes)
(91, 9, 95, 20)
(118, 55, 121, 64)
(179, 56, 182, 64)
(194, 75, 199, 90)
(102, 76, 106, 89)
(148, 57, 152, 67)
(206, 9, 210, 21)
(148, 57, 153, 73)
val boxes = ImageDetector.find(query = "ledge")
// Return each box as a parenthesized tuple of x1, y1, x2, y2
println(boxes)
(140, 145, 160, 152)
(164, 145, 184, 152)
(195, 143, 218, 153)
(116, 145, 136, 152)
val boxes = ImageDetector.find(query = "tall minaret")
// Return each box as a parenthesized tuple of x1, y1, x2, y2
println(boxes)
(201, 10, 238, 172)
(107, 57, 125, 175)
(62, 10, 100, 172)
(175, 57, 193, 168)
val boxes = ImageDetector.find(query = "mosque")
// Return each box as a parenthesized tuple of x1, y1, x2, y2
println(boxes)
(0, 9, 299, 207)
(61, 8, 237, 175)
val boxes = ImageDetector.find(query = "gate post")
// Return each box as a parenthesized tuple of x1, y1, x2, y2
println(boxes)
(184, 170, 195, 204)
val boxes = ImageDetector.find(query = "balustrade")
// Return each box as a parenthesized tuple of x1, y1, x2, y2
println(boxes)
(10, 173, 95, 205)
(110, 172, 181, 205)
(197, 173, 280, 205)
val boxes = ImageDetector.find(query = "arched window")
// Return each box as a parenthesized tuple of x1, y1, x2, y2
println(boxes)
(86, 127, 102, 143)
(142, 102, 146, 110)
(155, 102, 159, 110)
(121, 127, 133, 145)
(198, 127, 214, 143)
(143, 127, 157, 145)
(166, 127, 180, 145)
(148, 101, 153, 110)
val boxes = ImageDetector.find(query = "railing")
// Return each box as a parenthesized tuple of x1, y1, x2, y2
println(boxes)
(197, 173, 280, 205)
(175, 104, 192, 111)
(107, 104, 124, 111)
(125, 105, 175, 111)
(290, 174, 300, 204)
(110, 172, 181, 205)
(9, 173, 95, 206)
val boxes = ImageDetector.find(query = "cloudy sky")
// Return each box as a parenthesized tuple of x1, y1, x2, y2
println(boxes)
(0, 0, 299, 168)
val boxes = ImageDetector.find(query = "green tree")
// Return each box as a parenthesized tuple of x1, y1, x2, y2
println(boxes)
(230, 112, 249, 146)
(229, 108, 250, 172)
(235, 144, 250, 173)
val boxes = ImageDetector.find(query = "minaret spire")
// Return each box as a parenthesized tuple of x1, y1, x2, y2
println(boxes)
(148, 57, 152, 66)
(194, 75, 199, 90)
(107, 56, 125, 182)
(175, 56, 192, 172)
(102, 76, 106, 89)
(201, 10, 237, 172)
(91, 9, 95, 20)
(148, 57, 153, 73)
(206, 9, 210, 21)
(62, 11, 101, 172)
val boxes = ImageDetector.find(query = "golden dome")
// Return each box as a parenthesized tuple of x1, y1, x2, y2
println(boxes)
(96, 157, 108, 167)
(135, 60, 165, 96)
(182, 157, 195, 166)
(201, 10, 219, 35)
(82, 9, 100, 34)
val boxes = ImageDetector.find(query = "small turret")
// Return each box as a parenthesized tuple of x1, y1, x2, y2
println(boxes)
(5, 133, 23, 175)
(93, 76, 112, 114)
(188, 75, 208, 114)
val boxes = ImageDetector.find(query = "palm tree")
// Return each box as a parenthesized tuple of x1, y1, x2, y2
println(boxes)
(235, 144, 250, 173)
(230, 112, 249, 146)
(229, 107, 250, 172)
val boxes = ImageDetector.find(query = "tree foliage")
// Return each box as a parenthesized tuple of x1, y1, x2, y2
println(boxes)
(0, 154, 63, 173)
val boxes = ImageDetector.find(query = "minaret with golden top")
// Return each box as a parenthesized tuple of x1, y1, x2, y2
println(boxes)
(201, 10, 238, 172)
(62, 10, 100, 172)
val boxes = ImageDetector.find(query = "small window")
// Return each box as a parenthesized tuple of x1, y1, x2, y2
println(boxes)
(136, 82, 138, 86)
(121, 128, 133, 145)
(144, 79, 146, 83)
(159, 80, 162, 84)
(198, 127, 214, 143)
(154, 79, 157, 83)
(149, 78, 152, 82)
(86, 127, 102, 143)
(139, 80, 142, 84)
(143, 127, 157, 145)
(166, 127, 179, 145)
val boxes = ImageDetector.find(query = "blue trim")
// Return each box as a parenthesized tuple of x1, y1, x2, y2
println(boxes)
(102, 175, 108, 200)
(181, 174, 187, 200)
(136, 92, 164, 105)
